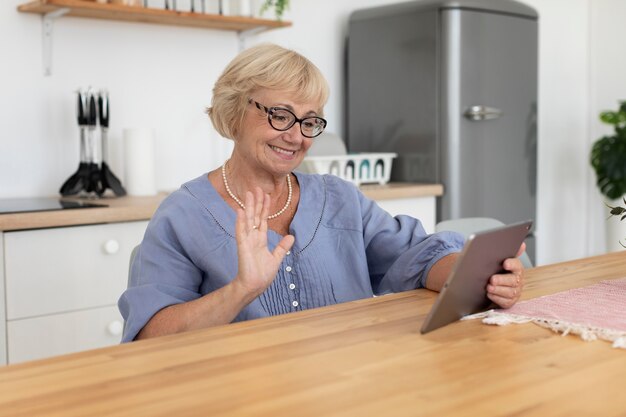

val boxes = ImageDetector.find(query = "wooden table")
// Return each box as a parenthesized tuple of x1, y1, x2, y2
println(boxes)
(1, 252, 625, 416)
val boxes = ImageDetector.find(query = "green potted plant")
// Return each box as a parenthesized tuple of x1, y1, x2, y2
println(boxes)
(590, 101, 626, 249)
(260, 0, 289, 21)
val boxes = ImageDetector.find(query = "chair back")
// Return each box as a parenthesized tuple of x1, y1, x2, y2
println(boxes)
(435, 217, 533, 268)
(128, 244, 140, 285)
(123, 244, 140, 334)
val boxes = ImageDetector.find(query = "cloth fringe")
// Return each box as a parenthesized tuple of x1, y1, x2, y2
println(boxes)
(463, 310, 626, 349)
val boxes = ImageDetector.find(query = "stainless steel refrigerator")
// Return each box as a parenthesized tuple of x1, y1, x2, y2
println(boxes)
(346, 0, 538, 262)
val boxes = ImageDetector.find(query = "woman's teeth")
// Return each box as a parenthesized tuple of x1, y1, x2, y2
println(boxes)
(270, 145, 295, 155)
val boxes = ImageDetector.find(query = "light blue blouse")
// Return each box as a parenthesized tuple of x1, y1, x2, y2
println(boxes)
(118, 172, 464, 342)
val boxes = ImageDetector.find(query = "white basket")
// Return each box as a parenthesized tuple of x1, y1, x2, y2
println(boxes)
(301, 153, 397, 186)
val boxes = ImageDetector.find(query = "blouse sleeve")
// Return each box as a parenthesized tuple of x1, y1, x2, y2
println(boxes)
(118, 193, 205, 343)
(356, 185, 465, 294)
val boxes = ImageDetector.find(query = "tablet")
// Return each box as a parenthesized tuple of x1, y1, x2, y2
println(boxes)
(420, 219, 533, 334)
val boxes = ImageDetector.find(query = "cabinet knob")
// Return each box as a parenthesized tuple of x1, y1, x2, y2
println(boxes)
(107, 320, 124, 336)
(103, 239, 120, 255)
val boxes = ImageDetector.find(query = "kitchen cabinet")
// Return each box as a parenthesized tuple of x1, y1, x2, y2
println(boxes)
(376, 198, 437, 234)
(0, 239, 6, 365)
(7, 306, 124, 364)
(1, 220, 148, 364)
(361, 183, 442, 234)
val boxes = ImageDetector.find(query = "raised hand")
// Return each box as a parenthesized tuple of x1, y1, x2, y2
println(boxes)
(233, 187, 295, 298)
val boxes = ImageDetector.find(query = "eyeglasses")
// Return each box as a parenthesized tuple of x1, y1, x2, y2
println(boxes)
(248, 98, 327, 138)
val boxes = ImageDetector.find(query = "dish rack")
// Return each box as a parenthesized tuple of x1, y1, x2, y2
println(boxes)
(301, 153, 397, 186)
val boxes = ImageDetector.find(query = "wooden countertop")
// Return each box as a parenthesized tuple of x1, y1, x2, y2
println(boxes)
(360, 182, 443, 200)
(0, 193, 168, 231)
(0, 183, 442, 231)
(0, 251, 624, 416)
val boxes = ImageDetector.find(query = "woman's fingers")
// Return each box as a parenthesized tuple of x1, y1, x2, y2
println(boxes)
(244, 191, 255, 231)
(487, 293, 516, 309)
(273, 235, 295, 261)
(487, 275, 520, 298)
(235, 207, 246, 238)
(259, 192, 270, 233)
(486, 256, 525, 308)
(254, 187, 263, 229)
(515, 242, 527, 258)
(241, 188, 273, 233)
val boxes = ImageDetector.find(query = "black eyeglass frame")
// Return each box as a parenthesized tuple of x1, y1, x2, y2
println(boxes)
(248, 98, 327, 138)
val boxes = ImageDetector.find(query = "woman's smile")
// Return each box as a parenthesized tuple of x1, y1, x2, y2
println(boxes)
(268, 144, 297, 159)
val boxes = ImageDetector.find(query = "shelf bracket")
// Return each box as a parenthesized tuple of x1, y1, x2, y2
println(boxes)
(237, 26, 267, 51)
(42, 8, 69, 76)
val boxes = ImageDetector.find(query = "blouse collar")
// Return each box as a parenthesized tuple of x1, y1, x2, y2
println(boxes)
(183, 171, 326, 254)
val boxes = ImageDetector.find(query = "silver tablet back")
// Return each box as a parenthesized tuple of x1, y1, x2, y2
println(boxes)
(420, 220, 533, 334)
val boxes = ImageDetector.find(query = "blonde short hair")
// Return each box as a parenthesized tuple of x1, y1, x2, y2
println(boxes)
(207, 43, 330, 139)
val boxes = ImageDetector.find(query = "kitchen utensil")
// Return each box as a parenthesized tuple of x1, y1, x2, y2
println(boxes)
(86, 89, 104, 195)
(98, 90, 127, 196)
(219, 0, 230, 15)
(60, 90, 91, 196)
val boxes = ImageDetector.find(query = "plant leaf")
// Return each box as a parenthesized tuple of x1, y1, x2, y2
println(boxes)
(590, 127, 626, 199)
(600, 110, 626, 125)
(610, 206, 626, 215)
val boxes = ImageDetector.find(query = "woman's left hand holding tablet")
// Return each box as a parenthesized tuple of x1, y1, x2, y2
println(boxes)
(486, 243, 526, 308)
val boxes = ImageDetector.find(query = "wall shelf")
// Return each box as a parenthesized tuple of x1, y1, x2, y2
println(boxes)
(18, 0, 292, 75)
(18, 0, 292, 32)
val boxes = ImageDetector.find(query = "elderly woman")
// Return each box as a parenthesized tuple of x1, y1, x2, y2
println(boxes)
(119, 43, 525, 342)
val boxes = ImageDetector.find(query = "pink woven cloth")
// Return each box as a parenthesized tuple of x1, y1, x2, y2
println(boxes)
(467, 278, 626, 348)
(501, 278, 626, 332)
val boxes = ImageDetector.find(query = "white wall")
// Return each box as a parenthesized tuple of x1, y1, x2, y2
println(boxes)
(0, 0, 392, 197)
(523, 0, 590, 265)
(588, 0, 626, 256)
(1, 0, 238, 196)
(1, 0, 625, 265)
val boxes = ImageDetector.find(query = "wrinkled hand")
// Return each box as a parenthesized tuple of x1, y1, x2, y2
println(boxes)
(486, 242, 526, 308)
(233, 187, 295, 298)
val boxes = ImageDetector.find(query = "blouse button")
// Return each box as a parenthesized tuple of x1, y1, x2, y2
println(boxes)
(286, 250, 291, 255)
(285, 266, 292, 272)
(292, 301, 299, 307)
(289, 283, 296, 290)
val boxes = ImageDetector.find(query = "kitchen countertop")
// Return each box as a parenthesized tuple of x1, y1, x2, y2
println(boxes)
(0, 193, 168, 232)
(0, 182, 443, 232)
(359, 182, 442, 200)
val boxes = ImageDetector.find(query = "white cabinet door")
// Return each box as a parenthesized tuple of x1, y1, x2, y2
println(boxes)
(0, 236, 6, 365)
(376, 197, 436, 234)
(4, 221, 148, 320)
(7, 305, 124, 364)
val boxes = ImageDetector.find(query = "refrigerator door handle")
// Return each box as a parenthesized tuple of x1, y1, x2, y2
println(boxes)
(463, 105, 503, 121)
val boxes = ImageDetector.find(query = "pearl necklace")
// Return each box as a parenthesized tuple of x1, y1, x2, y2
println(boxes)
(221, 160, 293, 220)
